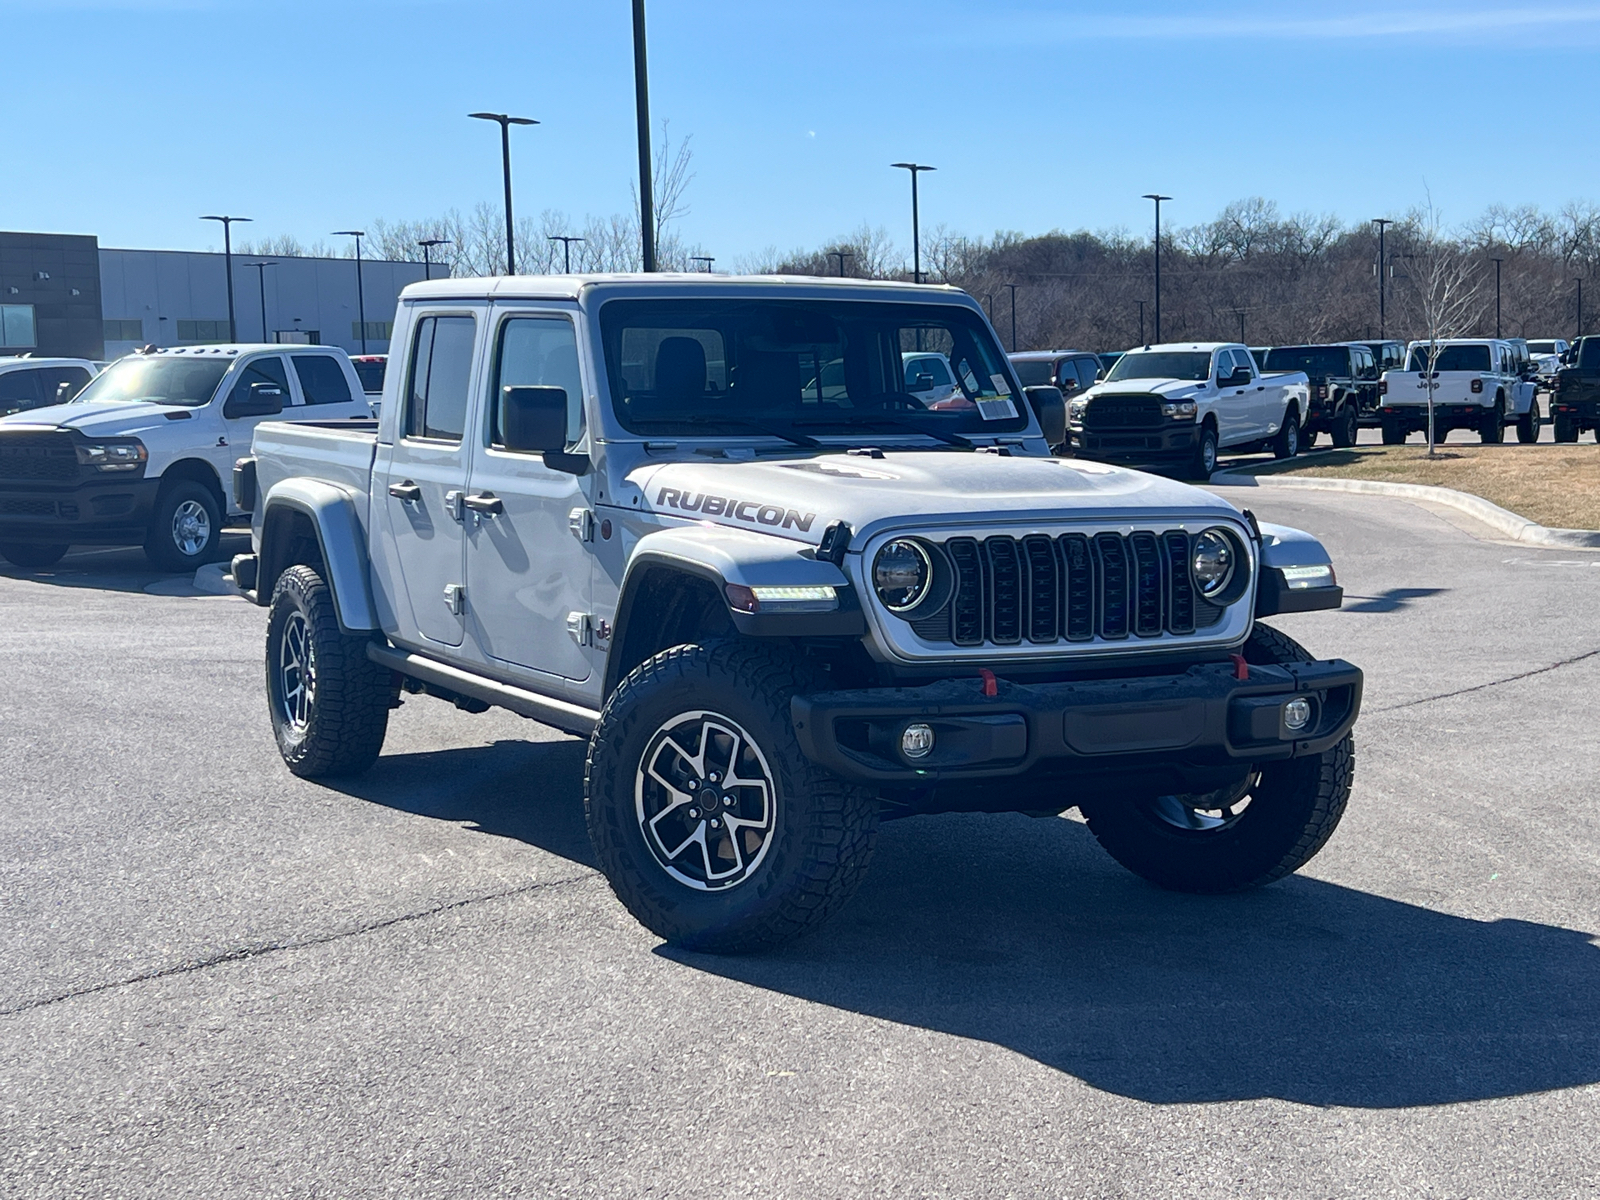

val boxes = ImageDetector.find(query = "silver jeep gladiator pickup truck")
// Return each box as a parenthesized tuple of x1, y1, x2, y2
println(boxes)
(231, 274, 1361, 952)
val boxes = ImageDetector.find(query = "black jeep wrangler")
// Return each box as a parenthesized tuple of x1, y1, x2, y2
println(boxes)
(1551, 336, 1600, 443)
(1261, 344, 1379, 448)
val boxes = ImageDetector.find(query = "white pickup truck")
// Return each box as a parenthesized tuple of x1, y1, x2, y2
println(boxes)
(231, 274, 1362, 953)
(1376, 339, 1539, 444)
(0, 343, 371, 569)
(1069, 343, 1311, 478)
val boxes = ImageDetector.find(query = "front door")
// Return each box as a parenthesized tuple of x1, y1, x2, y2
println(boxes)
(214, 354, 294, 496)
(1215, 350, 1255, 445)
(372, 311, 482, 649)
(463, 309, 594, 682)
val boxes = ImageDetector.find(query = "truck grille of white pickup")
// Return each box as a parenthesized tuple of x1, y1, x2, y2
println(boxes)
(908, 531, 1222, 647)
(0, 431, 78, 482)
(1084, 395, 1164, 430)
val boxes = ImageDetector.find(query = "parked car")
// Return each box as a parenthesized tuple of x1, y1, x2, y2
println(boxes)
(1009, 350, 1102, 445)
(901, 350, 963, 407)
(1096, 352, 1123, 376)
(350, 354, 387, 402)
(1248, 347, 1272, 371)
(1550, 335, 1600, 442)
(1261, 343, 1379, 447)
(0, 357, 99, 416)
(1359, 340, 1408, 374)
(1377, 339, 1539, 444)
(0, 344, 371, 571)
(1070, 342, 1311, 478)
(1527, 338, 1569, 385)
(231, 274, 1360, 953)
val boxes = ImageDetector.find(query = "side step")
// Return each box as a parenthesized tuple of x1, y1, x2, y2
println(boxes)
(367, 642, 600, 737)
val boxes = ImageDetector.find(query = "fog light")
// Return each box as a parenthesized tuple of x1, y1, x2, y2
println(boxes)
(900, 723, 935, 759)
(1283, 698, 1312, 732)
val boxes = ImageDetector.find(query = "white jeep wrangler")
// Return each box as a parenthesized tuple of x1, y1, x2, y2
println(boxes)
(232, 275, 1362, 952)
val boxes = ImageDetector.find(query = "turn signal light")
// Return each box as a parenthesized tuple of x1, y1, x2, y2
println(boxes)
(1471, 379, 1484, 393)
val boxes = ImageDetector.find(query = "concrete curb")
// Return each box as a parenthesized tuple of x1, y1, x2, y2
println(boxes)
(1208, 469, 1600, 549)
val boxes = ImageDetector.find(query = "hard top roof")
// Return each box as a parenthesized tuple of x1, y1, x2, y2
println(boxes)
(1008, 349, 1091, 360)
(397, 272, 968, 305)
(0, 356, 98, 370)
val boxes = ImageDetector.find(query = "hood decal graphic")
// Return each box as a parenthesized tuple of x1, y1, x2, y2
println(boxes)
(656, 487, 817, 533)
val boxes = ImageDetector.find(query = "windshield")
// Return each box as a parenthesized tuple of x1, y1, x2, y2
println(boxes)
(1011, 359, 1056, 386)
(600, 299, 1028, 439)
(71, 355, 232, 407)
(1406, 345, 1491, 373)
(1104, 350, 1212, 383)
(1265, 346, 1348, 376)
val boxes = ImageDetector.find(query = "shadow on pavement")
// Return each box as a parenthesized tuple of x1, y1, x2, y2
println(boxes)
(1342, 587, 1450, 613)
(332, 740, 1600, 1110)
(0, 533, 249, 594)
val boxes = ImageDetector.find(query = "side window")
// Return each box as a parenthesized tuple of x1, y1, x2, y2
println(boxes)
(38, 366, 91, 403)
(490, 315, 584, 449)
(404, 315, 477, 442)
(1217, 350, 1237, 380)
(0, 369, 42, 414)
(1073, 358, 1099, 389)
(226, 356, 290, 408)
(292, 355, 357, 405)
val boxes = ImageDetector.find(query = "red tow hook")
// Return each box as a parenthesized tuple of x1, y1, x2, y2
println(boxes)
(978, 668, 999, 697)
(1231, 654, 1250, 681)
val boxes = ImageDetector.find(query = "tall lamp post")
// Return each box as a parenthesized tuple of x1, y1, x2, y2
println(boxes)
(1576, 278, 1585, 340)
(1491, 257, 1503, 337)
(418, 238, 451, 281)
(332, 230, 368, 354)
(690, 256, 715, 273)
(245, 261, 276, 342)
(1137, 299, 1147, 345)
(1372, 218, 1393, 338)
(891, 162, 936, 283)
(829, 250, 854, 277)
(200, 214, 252, 342)
(468, 111, 538, 275)
(1004, 283, 1020, 351)
(1142, 194, 1171, 342)
(633, 0, 656, 272)
(1235, 309, 1247, 343)
(548, 235, 584, 274)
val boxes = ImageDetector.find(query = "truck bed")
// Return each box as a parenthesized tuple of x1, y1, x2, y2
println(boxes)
(250, 418, 380, 535)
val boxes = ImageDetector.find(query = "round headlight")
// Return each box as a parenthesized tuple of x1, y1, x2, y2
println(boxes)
(873, 539, 932, 612)
(1191, 528, 1236, 596)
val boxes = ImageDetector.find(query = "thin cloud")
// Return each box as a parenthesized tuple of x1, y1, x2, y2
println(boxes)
(1049, 5, 1600, 40)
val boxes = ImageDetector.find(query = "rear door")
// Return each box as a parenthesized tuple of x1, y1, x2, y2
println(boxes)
(288, 352, 371, 419)
(462, 308, 595, 682)
(371, 310, 484, 650)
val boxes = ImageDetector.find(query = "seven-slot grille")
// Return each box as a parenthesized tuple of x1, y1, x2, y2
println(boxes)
(1083, 395, 1164, 430)
(0, 431, 78, 483)
(909, 530, 1218, 647)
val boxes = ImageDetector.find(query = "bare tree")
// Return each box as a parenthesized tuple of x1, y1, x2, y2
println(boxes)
(1403, 199, 1489, 456)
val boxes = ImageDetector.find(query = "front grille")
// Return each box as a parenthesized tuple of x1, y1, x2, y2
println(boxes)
(907, 530, 1225, 648)
(1084, 395, 1163, 430)
(0, 497, 58, 517)
(0, 431, 77, 482)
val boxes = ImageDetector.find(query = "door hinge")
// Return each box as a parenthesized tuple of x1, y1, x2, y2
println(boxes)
(444, 490, 465, 522)
(566, 612, 610, 647)
(444, 583, 465, 615)
(568, 507, 595, 542)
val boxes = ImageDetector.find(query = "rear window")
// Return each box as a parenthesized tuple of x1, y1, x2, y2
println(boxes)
(1265, 346, 1349, 377)
(1407, 345, 1491, 373)
(404, 315, 477, 441)
(293, 355, 357, 405)
(353, 359, 386, 393)
(1578, 340, 1600, 370)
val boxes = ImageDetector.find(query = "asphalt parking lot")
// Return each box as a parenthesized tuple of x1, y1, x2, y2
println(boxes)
(3, 490, 1598, 1199)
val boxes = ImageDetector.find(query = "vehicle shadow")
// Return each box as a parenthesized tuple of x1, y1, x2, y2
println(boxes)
(1342, 586, 1450, 613)
(0, 533, 250, 594)
(332, 743, 1600, 1110)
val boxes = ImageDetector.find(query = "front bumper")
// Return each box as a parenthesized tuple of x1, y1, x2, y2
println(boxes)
(792, 656, 1362, 785)
(0, 476, 160, 544)
(1073, 422, 1198, 465)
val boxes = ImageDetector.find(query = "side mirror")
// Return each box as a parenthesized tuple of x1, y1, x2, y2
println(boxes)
(913, 372, 935, 391)
(502, 385, 588, 474)
(1057, 376, 1079, 393)
(224, 382, 286, 419)
(1024, 385, 1067, 450)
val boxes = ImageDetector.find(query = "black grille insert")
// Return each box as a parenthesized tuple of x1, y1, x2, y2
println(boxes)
(0, 431, 77, 483)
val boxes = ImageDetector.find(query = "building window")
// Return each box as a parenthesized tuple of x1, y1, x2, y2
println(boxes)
(176, 319, 230, 342)
(353, 320, 393, 341)
(1, 304, 36, 349)
(104, 319, 144, 341)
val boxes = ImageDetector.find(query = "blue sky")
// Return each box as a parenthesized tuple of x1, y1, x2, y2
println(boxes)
(7, 0, 1600, 262)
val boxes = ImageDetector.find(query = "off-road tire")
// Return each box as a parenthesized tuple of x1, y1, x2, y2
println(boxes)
(144, 480, 222, 572)
(1479, 399, 1505, 444)
(1332, 403, 1358, 448)
(1380, 419, 1405, 445)
(585, 640, 878, 953)
(1189, 422, 1220, 479)
(1553, 414, 1578, 442)
(1271, 407, 1300, 459)
(265, 564, 391, 778)
(1516, 399, 1541, 443)
(0, 542, 68, 569)
(1080, 622, 1354, 894)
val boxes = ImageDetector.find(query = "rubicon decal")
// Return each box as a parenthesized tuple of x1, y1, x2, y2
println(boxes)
(656, 488, 816, 533)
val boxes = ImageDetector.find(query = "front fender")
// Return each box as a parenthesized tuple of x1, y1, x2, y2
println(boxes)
(259, 478, 378, 631)
(1255, 522, 1342, 616)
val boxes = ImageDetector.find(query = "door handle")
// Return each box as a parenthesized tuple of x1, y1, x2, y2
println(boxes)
(463, 492, 504, 516)
(388, 481, 421, 502)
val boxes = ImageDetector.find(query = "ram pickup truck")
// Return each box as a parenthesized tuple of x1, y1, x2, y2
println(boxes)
(1377, 339, 1539, 444)
(0, 343, 371, 569)
(1551, 336, 1600, 442)
(232, 275, 1361, 953)
(1262, 343, 1380, 447)
(1069, 342, 1311, 478)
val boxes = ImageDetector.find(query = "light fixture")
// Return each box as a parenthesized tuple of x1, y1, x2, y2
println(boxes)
(900, 723, 935, 759)
(1283, 698, 1312, 732)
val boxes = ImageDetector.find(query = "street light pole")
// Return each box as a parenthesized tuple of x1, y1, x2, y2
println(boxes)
(632, 0, 656, 272)
(548, 235, 584, 274)
(1236, 310, 1246, 343)
(690, 256, 715, 273)
(200, 215, 252, 342)
(1142, 194, 1171, 342)
(246, 261, 276, 342)
(418, 238, 452, 281)
(1372, 218, 1393, 338)
(891, 163, 936, 283)
(829, 250, 854, 277)
(1492, 257, 1503, 337)
(468, 112, 538, 275)
(1004, 283, 1019, 351)
(1577, 278, 1585, 339)
(1137, 299, 1146, 345)
(332, 230, 368, 354)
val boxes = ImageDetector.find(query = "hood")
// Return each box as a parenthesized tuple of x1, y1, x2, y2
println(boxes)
(624, 450, 1239, 545)
(0, 400, 198, 437)
(1080, 378, 1205, 401)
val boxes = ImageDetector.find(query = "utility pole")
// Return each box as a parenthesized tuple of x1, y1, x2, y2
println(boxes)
(633, 0, 656, 272)
(246, 261, 276, 342)
(548, 235, 584, 273)
(1492, 257, 1503, 337)
(891, 162, 936, 283)
(468, 112, 538, 274)
(1372, 218, 1393, 338)
(1235, 310, 1246, 343)
(1577, 278, 1585, 339)
(829, 250, 854, 277)
(200, 215, 251, 342)
(1137, 299, 1146, 345)
(1004, 283, 1019, 351)
(418, 238, 451, 280)
(690, 256, 715, 273)
(1143, 194, 1171, 342)
(332, 230, 368, 353)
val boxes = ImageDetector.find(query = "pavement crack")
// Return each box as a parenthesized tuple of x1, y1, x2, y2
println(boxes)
(1373, 648, 1600, 714)
(0, 870, 598, 1019)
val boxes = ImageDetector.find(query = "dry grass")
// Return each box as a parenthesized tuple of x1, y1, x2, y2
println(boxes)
(1234, 443, 1600, 530)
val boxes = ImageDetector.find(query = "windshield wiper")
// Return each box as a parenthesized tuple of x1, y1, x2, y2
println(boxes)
(645, 415, 820, 448)
(794, 416, 973, 449)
